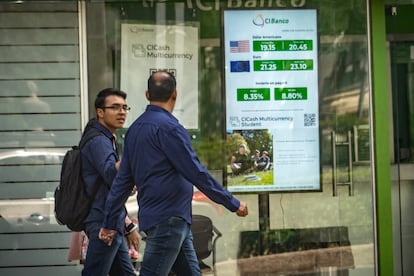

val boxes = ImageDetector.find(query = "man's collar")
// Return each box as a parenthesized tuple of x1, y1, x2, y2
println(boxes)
(91, 121, 115, 140)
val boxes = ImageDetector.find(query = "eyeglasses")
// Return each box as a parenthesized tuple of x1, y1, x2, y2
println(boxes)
(100, 105, 131, 112)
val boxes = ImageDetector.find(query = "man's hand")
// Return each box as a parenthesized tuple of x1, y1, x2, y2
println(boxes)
(236, 201, 248, 217)
(99, 228, 117, 246)
(115, 160, 121, 170)
(126, 229, 140, 250)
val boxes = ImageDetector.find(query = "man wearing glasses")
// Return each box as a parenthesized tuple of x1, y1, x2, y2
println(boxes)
(80, 88, 138, 276)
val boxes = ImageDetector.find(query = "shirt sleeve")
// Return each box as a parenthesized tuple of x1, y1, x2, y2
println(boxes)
(159, 126, 240, 212)
(102, 142, 135, 231)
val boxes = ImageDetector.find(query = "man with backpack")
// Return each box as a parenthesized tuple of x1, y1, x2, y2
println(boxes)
(80, 88, 138, 276)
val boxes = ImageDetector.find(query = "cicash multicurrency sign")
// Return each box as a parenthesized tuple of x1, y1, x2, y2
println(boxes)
(141, 0, 306, 11)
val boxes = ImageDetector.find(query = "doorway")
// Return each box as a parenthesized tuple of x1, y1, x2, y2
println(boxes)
(386, 4, 414, 276)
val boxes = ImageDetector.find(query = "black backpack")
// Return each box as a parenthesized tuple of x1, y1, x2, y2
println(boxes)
(54, 128, 103, 231)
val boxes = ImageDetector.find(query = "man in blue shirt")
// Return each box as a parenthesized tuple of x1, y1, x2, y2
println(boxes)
(81, 88, 138, 276)
(100, 71, 248, 275)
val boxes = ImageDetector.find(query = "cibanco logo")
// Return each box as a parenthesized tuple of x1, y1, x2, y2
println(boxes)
(252, 14, 265, 27)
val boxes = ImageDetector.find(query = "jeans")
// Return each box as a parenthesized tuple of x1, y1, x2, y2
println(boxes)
(82, 223, 135, 276)
(140, 216, 200, 276)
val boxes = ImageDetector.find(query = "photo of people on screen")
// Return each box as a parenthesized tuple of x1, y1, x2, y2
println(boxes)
(226, 129, 274, 186)
(230, 144, 254, 175)
(255, 150, 271, 171)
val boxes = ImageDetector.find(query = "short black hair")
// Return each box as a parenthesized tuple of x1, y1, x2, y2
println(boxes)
(147, 71, 176, 102)
(95, 88, 127, 109)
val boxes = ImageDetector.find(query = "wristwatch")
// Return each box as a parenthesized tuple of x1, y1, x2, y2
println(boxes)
(126, 222, 138, 235)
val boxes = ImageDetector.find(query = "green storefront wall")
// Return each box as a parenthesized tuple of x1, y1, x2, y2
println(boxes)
(371, 0, 393, 275)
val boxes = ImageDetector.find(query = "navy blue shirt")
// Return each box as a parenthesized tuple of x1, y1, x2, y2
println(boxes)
(81, 122, 126, 231)
(103, 105, 240, 232)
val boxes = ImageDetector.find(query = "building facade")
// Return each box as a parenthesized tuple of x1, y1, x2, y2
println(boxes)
(0, 0, 412, 275)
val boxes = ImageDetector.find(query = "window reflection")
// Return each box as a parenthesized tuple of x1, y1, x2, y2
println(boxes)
(85, 1, 375, 275)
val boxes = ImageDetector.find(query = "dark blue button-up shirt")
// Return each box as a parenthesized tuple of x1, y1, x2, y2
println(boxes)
(103, 105, 240, 232)
(81, 122, 126, 231)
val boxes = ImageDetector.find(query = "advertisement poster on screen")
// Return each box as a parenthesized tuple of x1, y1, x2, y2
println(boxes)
(223, 9, 320, 192)
(120, 23, 199, 129)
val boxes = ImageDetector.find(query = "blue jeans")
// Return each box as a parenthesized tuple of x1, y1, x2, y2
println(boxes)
(82, 223, 135, 276)
(140, 216, 200, 276)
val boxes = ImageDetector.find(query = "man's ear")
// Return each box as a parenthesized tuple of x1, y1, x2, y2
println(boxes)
(145, 90, 151, 101)
(172, 90, 177, 100)
(96, 108, 104, 119)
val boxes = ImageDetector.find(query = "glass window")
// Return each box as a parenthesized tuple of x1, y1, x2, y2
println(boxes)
(84, 1, 375, 275)
(0, 2, 85, 274)
(386, 3, 414, 275)
(0, 0, 378, 275)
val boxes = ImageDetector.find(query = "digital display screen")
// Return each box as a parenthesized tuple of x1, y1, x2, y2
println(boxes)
(223, 9, 321, 193)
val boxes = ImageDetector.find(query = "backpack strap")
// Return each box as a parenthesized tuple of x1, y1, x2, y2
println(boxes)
(79, 127, 106, 199)
(79, 127, 104, 149)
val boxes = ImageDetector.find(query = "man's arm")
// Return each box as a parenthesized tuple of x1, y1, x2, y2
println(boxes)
(161, 127, 247, 215)
(99, 176, 135, 245)
(124, 216, 139, 250)
(101, 146, 135, 233)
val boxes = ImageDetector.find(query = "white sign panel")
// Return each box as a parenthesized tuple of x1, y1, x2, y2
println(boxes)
(120, 24, 199, 128)
(224, 9, 320, 192)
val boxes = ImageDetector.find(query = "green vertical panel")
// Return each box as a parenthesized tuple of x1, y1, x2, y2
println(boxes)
(370, 1, 394, 275)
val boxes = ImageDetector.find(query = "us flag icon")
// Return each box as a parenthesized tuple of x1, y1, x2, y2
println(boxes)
(230, 40, 250, 53)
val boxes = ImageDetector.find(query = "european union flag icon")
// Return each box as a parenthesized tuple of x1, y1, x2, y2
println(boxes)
(230, 61, 250, 72)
